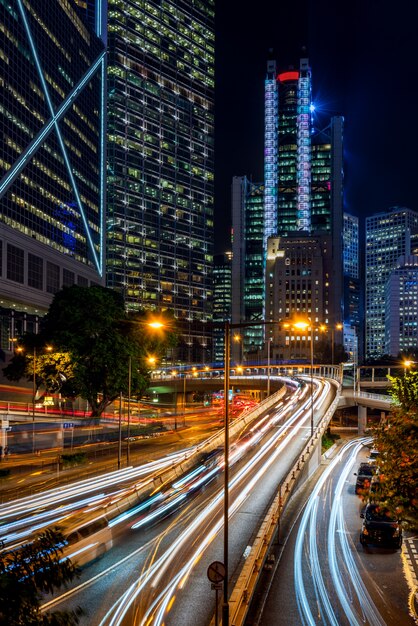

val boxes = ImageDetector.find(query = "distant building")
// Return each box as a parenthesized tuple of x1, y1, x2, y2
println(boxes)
(260, 56, 345, 361)
(385, 255, 418, 357)
(366, 207, 418, 359)
(106, 0, 215, 363)
(231, 177, 265, 357)
(0, 0, 106, 349)
(265, 235, 332, 361)
(213, 252, 232, 363)
(343, 212, 360, 357)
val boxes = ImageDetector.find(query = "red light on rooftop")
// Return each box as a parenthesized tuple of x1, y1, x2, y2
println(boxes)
(277, 71, 299, 82)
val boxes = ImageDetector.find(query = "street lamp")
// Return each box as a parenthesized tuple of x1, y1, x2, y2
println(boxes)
(16, 343, 52, 454)
(221, 318, 280, 626)
(267, 337, 272, 397)
(124, 318, 167, 468)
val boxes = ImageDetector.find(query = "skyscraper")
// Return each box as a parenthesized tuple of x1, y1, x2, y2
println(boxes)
(366, 207, 418, 359)
(0, 0, 106, 349)
(385, 255, 418, 357)
(106, 0, 215, 363)
(231, 176, 264, 356)
(213, 252, 232, 363)
(261, 56, 345, 360)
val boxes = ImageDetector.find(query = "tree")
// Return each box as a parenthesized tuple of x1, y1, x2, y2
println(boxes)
(371, 371, 418, 527)
(3, 334, 75, 403)
(40, 285, 176, 420)
(0, 528, 82, 625)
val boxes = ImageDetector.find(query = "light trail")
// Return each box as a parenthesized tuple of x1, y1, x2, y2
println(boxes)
(0, 450, 189, 533)
(294, 437, 386, 626)
(95, 379, 330, 625)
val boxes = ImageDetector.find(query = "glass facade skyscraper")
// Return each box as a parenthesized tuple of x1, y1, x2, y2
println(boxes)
(106, 0, 215, 363)
(385, 255, 418, 357)
(0, 0, 106, 349)
(213, 252, 232, 364)
(231, 176, 265, 355)
(366, 207, 418, 359)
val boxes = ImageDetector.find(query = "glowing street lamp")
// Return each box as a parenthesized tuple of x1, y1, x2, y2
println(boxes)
(16, 343, 52, 454)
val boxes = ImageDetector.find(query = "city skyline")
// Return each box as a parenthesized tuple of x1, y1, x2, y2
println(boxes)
(214, 0, 418, 253)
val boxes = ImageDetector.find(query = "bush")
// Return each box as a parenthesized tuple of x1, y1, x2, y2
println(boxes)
(322, 430, 341, 453)
(61, 452, 87, 468)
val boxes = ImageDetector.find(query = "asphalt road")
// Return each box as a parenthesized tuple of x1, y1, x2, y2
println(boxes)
(253, 439, 418, 626)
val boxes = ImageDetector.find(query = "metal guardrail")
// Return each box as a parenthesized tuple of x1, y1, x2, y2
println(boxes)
(226, 381, 342, 626)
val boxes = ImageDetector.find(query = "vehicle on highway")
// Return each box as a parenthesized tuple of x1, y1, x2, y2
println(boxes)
(359, 503, 402, 549)
(59, 513, 113, 567)
(354, 462, 376, 495)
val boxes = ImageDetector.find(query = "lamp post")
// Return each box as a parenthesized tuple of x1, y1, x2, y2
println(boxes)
(331, 323, 343, 365)
(267, 337, 272, 397)
(17, 343, 52, 454)
(221, 318, 279, 626)
(32, 346, 36, 455)
(222, 321, 231, 626)
(126, 355, 131, 466)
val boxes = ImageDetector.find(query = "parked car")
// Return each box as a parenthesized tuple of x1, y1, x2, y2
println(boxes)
(366, 449, 380, 464)
(359, 503, 402, 549)
(354, 462, 376, 495)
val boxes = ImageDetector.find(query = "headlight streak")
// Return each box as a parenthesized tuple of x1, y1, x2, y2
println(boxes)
(328, 444, 384, 626)
(294, 437, 385, 626)
(108, 493, 164, 528)
(101, 384, 331, 626)
(0, 452, 187, 523)
(0, 492, 107, 545)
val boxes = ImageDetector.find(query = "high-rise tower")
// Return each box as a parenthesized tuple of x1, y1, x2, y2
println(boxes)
(0, 0, 106, 349)
(366, 207, 418, 359)
(262, 56, 345, 357)
(106, 0, 215, 363)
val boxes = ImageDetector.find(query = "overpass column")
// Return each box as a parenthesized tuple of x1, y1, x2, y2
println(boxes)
(358, 405, 367, 435)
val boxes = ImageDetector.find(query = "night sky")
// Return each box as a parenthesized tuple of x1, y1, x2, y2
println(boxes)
(214, 0, 418, 253)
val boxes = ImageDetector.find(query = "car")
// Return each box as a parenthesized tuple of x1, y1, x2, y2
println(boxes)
(58, 513, 113, 567)
(359, 503, 402, 549)
(366, 448, 380, 464)
(354, 462, 376, 495)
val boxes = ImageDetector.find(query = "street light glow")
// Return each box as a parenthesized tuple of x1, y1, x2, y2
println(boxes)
(148, 320, 164, 329)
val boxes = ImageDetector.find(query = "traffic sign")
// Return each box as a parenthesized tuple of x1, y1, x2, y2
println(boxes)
(207, 561, 225, 584)
(63, 422, 74, 429)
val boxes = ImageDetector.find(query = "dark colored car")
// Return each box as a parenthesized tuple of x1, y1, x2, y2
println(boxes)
(354, 462, 376, 494)
(359, 503, 402, 549)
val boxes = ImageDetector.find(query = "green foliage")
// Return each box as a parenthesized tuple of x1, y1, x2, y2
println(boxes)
(60, 453, 87, 468)
(387, 371, 418, 412)
(321, 430, 340, 453)
(4, 286, 177, 420)
(371, 372, 418, 527)
(0, 528, 82, 625)
(3, 334, 73, 399)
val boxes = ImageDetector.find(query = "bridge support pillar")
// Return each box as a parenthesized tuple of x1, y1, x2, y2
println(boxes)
(358, 405, 367, 435)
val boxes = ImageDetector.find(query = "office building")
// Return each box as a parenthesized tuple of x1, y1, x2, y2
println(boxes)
(366, 207, 418, 359)
(342, 212, 360, 357)
(265, 235, 332, 361)
(260, 56, 345, 360)
(385, 255, 418, 357)
(231, 176, 264, 357)
(213, 252, 232, 364)
(106, 0, 215, 363)
(0, 0, 106, 350)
